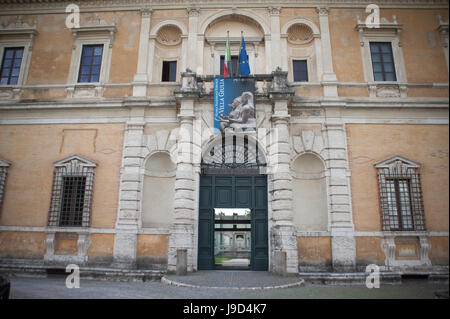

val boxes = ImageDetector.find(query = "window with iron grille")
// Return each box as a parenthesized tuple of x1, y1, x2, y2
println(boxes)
(48, 155, 96, 227)
(0, 47, 24, 85)
(78, 44, 103, 83)
(375, 156, 425, 231)
(369, 42, 397, 82)
(220, 55, 239, 77)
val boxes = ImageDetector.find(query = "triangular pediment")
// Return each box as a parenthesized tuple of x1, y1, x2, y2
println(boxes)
(374, 155, 420, 168)
(0, 158, 11, 167)
(53, 154, 97, 168)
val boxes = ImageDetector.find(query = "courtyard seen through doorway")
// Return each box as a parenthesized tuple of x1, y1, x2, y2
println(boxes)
(214, 208, 251, 270)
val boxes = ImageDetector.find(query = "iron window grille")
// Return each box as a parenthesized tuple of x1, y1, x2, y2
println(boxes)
(220, 55, 239, 77)
(48, 155, 96, 227)
(376, 157, 425, 231)
(0, 47, 24, 85)
(78, 44, 103, 83)
(369, 42, 397, 82)
(293, 60, 308, 82)
(201, 135, 266, 175)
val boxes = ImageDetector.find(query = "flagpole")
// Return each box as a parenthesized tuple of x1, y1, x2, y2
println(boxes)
(237, 31, 243, 77)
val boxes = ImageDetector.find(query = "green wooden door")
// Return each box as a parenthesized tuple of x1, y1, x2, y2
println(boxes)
(198, 175, 268, 271)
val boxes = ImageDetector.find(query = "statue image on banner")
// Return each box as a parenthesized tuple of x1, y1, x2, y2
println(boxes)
(214, 77, 256, 134)
(219, 91, 255, 134)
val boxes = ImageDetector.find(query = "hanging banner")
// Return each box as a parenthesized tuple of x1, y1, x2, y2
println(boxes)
(213, 77, 256, 134)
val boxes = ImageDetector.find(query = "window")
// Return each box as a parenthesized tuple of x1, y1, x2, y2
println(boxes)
(293, 60, 308, 82)
(78, 44, 103, 83)
(162, 61, 177, 82)
(0, 47, 24, 85)
(220, 55, 239, 77)
(375, 156, 425, 231)
(48, 155, 96, 228)
(383, 179, 414, 230)
(370, 42, 396, 81)
(59, 176, 87, 227)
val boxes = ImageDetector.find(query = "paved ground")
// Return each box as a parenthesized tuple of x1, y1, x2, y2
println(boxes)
(163, 270, 303, 288)
(6, 273, 449, 299)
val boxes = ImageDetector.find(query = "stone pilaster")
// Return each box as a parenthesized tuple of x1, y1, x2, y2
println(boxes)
(316, 6, 338, 97)
(323, 117, 356, 271)
(113, 101, 147, 267)
(268, 69, 298, 274)
(133, 8, 152, 96)
(268, 6, 281, 71)
(168, 70, 200, 272)
(186, 7, 200, 73)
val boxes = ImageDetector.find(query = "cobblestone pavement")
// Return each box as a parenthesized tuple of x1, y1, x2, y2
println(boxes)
(6, 274, 448, 299)
(163, 270, 304, 288)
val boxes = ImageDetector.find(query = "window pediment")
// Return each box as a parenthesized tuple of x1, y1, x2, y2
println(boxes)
(355, 16, 403, 47)
(53, 154, 97, 169)
(71, 14, 116, 49)
(0, 16, 38, 46)
(0, 158, 11, 167)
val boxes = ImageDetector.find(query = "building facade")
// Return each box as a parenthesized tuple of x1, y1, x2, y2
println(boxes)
(0, 0, 448, 275)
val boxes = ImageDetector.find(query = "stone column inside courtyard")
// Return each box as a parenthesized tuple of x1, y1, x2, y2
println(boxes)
(268, 68, 298, 274)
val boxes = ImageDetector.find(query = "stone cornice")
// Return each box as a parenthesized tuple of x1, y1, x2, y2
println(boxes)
(0, 0, 448, 13)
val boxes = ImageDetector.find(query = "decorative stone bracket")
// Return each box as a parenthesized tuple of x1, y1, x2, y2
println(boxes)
(368, 83, 408, 98)
(382, 234, 431, 270)
(44, 230, 91, 265)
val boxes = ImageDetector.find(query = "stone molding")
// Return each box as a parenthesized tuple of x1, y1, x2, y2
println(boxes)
(0, 158, 10, 215)
(382, 234, 431, 269)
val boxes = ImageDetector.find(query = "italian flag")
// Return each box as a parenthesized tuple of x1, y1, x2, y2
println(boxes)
(224, 31, 231, 78)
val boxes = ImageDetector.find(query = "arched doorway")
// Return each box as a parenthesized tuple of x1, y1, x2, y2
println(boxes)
(198, 134, 268, 270)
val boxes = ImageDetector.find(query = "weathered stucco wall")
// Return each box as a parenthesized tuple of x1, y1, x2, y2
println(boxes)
(136, 234, 169, 268)
(0, 123, 124, 228)
(347, 124, 449, 232)
(347, 124, 449, 265)
(0, 231, 46, 258)
(329, 8, 449, 97)
(297, 236, 332, 270)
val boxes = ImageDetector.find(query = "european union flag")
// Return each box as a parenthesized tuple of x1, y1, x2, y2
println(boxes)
(238, 35, 250, 77)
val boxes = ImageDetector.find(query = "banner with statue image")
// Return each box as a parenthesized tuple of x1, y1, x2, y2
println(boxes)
(213, 77, 256, 134)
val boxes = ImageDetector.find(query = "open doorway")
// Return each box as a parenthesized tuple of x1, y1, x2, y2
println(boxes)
(214, 208, 251, 270)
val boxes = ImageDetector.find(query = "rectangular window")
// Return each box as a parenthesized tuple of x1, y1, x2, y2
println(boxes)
(220, 55, 239, 77)
(78, 44, 103, 83)
(293, 60, 308, 82)
(384, 179, 414, 230)
(162, 61, 177, 82)
(370, 42, 397, 81)
(0, 47, 24, 85)
(59, 176, 87, 227)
